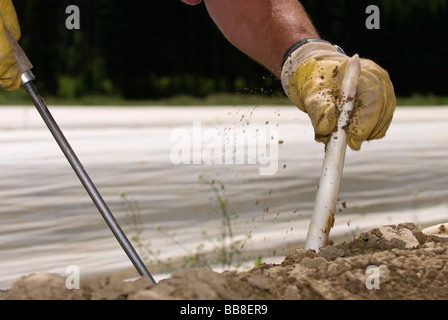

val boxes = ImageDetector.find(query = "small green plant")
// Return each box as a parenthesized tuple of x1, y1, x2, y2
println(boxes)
(121, 175, 258, 273)
(120, 193, 173, 271)
(198, 174, 248, 268)
(253, 255, 263, 267)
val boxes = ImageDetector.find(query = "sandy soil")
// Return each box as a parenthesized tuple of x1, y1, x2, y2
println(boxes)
(2, 222, 447, 300)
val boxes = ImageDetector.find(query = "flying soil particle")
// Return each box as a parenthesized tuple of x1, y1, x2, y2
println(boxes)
(332, 65, 339, 78)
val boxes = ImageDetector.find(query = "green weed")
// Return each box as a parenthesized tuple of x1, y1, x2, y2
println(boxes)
(120, 175, 259, 273)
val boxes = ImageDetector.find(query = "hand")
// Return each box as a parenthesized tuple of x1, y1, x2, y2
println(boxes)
(282, 40, 396, 150)
(0, 0, 21, 91)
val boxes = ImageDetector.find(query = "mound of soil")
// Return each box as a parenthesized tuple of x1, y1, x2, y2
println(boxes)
(2, 223, 447, 300)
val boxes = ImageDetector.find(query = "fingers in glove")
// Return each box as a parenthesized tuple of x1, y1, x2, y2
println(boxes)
(347, 60, 396, 150)
(306, 91, 341, 141)
(0, 20, 20, 91)
(0, 0, 20, 40)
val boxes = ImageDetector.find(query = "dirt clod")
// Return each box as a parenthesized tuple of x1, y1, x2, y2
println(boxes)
(2, 223, 447, 300)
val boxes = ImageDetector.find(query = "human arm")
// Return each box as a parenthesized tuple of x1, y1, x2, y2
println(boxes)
(0, 0, 21, 91)
(184, 0, 396, 150)
(203, 0, 318, 78)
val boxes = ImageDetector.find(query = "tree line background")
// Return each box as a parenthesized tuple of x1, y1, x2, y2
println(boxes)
(12, 0, 448, 100)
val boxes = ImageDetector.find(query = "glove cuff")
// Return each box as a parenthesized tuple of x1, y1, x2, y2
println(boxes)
(281, 39, 346, 98)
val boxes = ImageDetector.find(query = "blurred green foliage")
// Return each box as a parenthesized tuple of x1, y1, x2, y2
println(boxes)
(11, 0, 448, 101)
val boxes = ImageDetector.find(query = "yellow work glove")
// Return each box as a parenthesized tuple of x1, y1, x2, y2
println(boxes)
(0, 0, 21, 91)
(281, 39, 396, 150)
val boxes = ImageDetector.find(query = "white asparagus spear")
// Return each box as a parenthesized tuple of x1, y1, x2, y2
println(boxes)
(422, 222, 448, 235)
(305, 54, 361, 252)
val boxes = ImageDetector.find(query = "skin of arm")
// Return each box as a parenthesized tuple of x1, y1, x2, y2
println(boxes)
(203, 0, 318, 78)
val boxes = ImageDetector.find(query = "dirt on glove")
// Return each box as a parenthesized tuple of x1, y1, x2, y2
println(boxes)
(2, 222, 447, 300)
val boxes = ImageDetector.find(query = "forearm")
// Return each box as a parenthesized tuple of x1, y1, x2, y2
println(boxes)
(203, 0, 318, 78)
